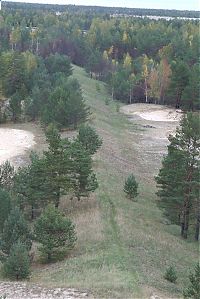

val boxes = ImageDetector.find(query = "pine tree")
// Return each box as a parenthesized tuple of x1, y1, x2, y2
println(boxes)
(169, 60, 190, 108)
(3, 241, 30, 280)
(156, 113, 200, 239)
(164, 266, 177, 283)
(14, 153, 48, 219)
(0, 207, 32, 257)
(69, 140, 98, 200)
(183, 263, 200, 299)
(43, 124, 72, 208)
(77, 124, 102, 155)
(124, 174, 139, 201)
(34, 205, 76, 261)
(0, 188, 11, 232)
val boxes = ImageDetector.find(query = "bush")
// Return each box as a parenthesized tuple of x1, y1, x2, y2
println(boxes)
(124, 174, 139, 200)
(34, 205, 76, 262)
(105, 98, 110, 105)
(183, 263, 200, 298)
(164, 266, 177, 283)
(77, 124, 102, 155)
(3, 241, 30, 280)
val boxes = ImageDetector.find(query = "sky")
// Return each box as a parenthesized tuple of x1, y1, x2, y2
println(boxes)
(4, 0, 200, 11)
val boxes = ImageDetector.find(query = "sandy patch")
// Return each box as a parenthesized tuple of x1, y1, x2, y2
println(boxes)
(120, 103, 182, 122)
(0, 128, 35, 165)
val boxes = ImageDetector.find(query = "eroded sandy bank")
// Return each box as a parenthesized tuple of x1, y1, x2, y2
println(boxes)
(120, 103, 182, 122)
(0, 128, 35, 166)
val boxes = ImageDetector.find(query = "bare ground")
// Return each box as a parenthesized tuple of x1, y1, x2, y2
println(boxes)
(0, 282, 90, 299)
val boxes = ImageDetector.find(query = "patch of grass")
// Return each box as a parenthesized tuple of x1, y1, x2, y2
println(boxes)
(31, 66, 198, 298)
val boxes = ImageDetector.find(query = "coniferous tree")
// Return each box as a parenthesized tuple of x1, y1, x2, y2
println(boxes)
(69, 140, 98, 200)
(0, 207, 32, 257)
(0, 188, 11, 232)
(3, 241, 31, 280)
(183, 263, 200, 299)
(156, 113, 200, 239)
(14, 153, 48, 219)
(34, 205, 76, 261)
(77, 124, 102, 155)
(124, 174, 139, 201)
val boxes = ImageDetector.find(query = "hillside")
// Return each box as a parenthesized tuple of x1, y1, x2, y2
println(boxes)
(16, 66, 197, 298)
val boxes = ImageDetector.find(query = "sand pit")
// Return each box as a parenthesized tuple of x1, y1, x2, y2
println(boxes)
(120, 104, 182, 122)
(0, 128, 35, 165)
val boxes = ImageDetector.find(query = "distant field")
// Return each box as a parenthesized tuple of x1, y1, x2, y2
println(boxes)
(29, 66, 198, 298)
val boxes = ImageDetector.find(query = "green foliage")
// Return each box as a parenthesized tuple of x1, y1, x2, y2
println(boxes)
(77, 124, 102, 155)
(44, 53, 72, 77)
(183, 263, 200, 299)
(3, 241, 30, 280)
(182, 63, 200, 111)
(156, 113, 200, 239)
(13, 153, 48, 219)
(169, 60, 190, 108)
(34, 205, 76, 261)
(41, 78, 90, 128)
(164, 266, 177, 283)
(0, 207, 32, 257)
(69, 140, 98, 200)
(124, 174, 139, 201)
(0, 188, 11, 232)
(96, 82, 100, 92)
(105, 98, 110, 105)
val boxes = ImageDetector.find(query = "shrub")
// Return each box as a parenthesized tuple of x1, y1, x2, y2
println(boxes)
(183, 263, 200, 298)
(105, 98, 110, 105)
(77, 124, 102, 155)
(96, 82, 100, 91)
(3, 241, 30, 280)
(34, 205, 76, 262)
(124, 174, 139, 200)
(116, 102, 120, 112)
(164, 266, 177, 283)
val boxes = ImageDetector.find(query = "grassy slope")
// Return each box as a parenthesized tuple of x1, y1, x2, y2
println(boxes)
(32, 66, 199, 298)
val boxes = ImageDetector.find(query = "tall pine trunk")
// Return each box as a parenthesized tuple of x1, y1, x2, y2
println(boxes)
(195, 213, 200, 241)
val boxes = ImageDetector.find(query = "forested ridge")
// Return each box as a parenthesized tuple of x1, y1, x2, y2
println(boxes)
(0, 2, 199, 299)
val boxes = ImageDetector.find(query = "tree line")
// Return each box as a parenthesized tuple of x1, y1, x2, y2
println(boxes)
(0, 5, 199, 110)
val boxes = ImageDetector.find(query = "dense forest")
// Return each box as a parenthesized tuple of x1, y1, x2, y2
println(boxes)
(0, 2, 199, 298)
(0, 1, 199, 124)
(3, 1, 200, 18)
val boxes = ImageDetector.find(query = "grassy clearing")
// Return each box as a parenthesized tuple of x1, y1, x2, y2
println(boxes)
(31, 66, 198, 298)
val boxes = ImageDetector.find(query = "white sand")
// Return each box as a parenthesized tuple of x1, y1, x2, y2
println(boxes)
(134, 110, 181, 121)
(0, 128, 35, 165)
(120, 104, 182, 122)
